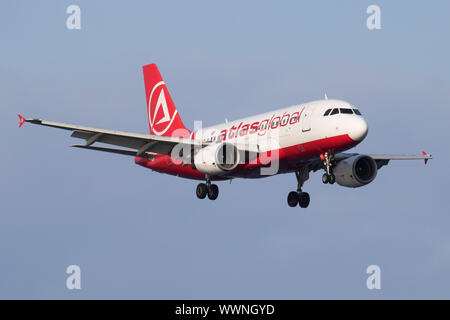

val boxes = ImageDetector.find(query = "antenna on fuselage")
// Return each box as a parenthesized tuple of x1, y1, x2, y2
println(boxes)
(324, 93, 328, 100)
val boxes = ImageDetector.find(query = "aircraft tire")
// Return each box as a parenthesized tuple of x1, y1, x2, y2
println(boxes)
(287, 191, 299, 207)
(299, 192, 310, 208)
(207, 184, 219, 200)
(196, 183, 208, 199)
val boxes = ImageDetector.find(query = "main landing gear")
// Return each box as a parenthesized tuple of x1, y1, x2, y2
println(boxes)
(287, 168, 310, 208)
(196, 175, 219, 200)
(321, 152, 336, 184)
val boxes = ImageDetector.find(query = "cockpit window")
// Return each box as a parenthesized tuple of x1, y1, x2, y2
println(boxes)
(340, 108, 353, 114)
(330, 108, 339, 115)
(323, 109, 332, 116)
(353, 109, 362, 115)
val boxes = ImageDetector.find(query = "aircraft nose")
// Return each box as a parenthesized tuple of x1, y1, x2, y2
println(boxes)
(348, 117, 368, 141)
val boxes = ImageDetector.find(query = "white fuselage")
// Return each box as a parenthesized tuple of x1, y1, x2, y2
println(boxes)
(193, 99, 368, 153)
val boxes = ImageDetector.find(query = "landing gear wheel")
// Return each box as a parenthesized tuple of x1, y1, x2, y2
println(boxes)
(289, 169, 311, 208)
(207, 184, 219, 200)
(196, 183, 207, 199)
(322, 173, 329, 184)
(328, 174, 336, 184)
(287, 191, 299, 207)
(298, 192, 310, 208)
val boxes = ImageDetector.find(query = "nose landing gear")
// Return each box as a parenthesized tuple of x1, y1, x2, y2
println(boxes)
(321, 152, 336, 184)
(287, 168, 310, 208)
(196, 175, 219, 200)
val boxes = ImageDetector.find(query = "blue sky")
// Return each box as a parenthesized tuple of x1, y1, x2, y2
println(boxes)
(0, 0, 449, 299)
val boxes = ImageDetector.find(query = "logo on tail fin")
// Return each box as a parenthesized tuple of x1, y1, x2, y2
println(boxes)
(148, 81, 178, 136)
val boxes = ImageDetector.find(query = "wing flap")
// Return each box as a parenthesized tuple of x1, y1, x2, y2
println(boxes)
(71, 130, 149, 150)
(71, 144, 155, 157)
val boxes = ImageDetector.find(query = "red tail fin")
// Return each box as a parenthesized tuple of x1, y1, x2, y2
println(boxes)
(143, 64, 190, 137)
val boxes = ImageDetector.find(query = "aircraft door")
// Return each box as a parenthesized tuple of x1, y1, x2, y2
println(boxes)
(301, 106, 313, 132)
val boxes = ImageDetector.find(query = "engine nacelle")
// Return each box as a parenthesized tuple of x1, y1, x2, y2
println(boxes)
(333, 155, 377, 188)
(193, 142, 240, 176)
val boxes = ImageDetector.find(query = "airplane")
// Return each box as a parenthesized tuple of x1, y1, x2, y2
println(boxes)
(18, 63, 432, 208)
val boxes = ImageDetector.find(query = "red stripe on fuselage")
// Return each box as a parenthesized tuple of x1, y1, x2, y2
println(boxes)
(134, 134, 359, 180)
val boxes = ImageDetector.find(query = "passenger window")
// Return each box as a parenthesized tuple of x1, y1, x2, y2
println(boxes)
(340, 108, 353, 114)
(323, 109, 332, 116)
(353, 109, 362, 115)
(330, 108, 339, 115)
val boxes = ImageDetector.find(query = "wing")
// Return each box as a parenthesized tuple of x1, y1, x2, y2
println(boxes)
(308, 151, 432, 172)
(18, 114, 204, 157)
(366, 151, 432, 168)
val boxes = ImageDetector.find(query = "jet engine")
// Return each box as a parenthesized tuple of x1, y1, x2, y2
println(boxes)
(333, 155, 377, 187)
(193, 142, 240, 176)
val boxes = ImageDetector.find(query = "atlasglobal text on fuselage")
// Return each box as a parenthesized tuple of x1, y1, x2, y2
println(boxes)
(18, 63, 431, 208)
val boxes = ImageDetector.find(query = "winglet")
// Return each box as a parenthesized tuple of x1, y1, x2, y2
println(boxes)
(18, 114, 27, 128)
(422, 151, 431, 164)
